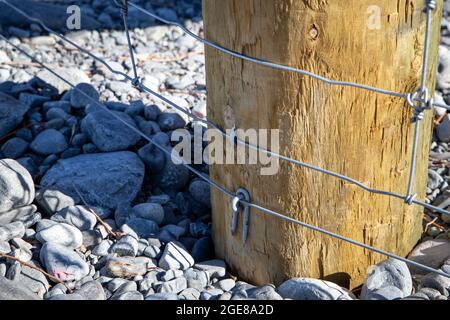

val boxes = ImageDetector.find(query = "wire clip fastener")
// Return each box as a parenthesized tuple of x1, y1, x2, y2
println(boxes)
(406, 88, 433, 122)
(425, 0, 437, 11)
(231, 188, 251, 243)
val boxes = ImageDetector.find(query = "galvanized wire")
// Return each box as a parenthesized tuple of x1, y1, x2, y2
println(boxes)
(1, 0, 449, 280)
(2, 0, 449, 217)
(2, 32, 449, 280)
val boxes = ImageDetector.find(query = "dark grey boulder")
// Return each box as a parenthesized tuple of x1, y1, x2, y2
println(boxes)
(40, 152, 145, 210)
(0, 92, 30, 137)
(30, 129, 68, 155)
(81, 110, 141, 152)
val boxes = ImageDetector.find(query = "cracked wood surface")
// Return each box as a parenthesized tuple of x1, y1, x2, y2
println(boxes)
(203, 0, 443, 288)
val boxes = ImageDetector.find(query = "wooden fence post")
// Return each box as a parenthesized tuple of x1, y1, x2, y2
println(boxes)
(202, 0, 443, 288)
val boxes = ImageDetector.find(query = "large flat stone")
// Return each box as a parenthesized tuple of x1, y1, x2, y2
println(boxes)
(40, 152, 145, 210)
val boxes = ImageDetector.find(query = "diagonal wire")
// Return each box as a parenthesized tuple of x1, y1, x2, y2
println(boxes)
(118, 0, 139, 83)
(2, 0, 449, 219)
(2, 33, 450, 280)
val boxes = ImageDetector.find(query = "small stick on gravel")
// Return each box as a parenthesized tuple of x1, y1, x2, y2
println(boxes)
(0, 252, 73, 293)
(71, 182, 122, 240)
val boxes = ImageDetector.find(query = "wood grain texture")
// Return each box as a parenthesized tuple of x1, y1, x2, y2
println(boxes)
(202, 0, 443, 288)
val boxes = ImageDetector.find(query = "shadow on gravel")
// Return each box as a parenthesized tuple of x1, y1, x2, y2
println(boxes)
(0, 0, 202, 37)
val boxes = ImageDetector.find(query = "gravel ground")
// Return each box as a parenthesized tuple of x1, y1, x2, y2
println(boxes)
(0, 0, 449, 301)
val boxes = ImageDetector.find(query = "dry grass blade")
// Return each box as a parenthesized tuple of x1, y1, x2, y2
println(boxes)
(70, 182, 122, 240)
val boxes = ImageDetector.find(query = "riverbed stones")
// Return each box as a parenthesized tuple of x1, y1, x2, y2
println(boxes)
(40, 152, 145, 210)
(277, 278, 355, 300)
(35, 222, 83, 249)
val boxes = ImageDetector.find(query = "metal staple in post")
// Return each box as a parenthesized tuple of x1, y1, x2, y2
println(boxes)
(231, 188, 251, 243)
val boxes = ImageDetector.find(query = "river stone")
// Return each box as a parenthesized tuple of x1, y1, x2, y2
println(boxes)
(16, 264, 50, 298)
(81, 110, 141, 152)
(131, 203, 165, 225)
(122, 218, 159, 238)
(40, 152, 145, 210)
(1, 137, 29, 159)
(0, 222, 25, 242)
(0, 159, 35, 215)
(30, 129, 68, 155)
(407, 239, 450, 275)
(0, 276, 41, 300)
(35, 188, 76, 215)
(105, 256, 150, 279)
(194, 259, 226, 278)
(39, 243, 89, 281)
(35, 222, 83, 249)
(70, 83, 99, 109)
(0, 92, 30, 137)
(74, 281, 105, 300)
(51, 205, 97, 231)
(360, 259, 412, 300)
(277, 278, 355, 300)
(158, 242, 194, 271)
(0, 205, 37, 226)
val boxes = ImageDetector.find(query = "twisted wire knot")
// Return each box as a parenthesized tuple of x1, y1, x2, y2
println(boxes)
(404, 193, 417, 205)
(131, 77, 141, 89)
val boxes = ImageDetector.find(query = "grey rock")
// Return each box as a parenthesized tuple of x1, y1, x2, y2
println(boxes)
(122, 218, 158, 238)
(105, 256, 150, 279)
(360, 259, 412, 300)
(145, 292, 179, 300)
(437, 115, 450, 142)
(0, 92, 30, 137)
(194, 260, 226, 278)
(407, 239, 450, 275)
(419, 272, 450, 296)
(184, 269, 209, 290)
(35, 188, 76, 215)
(188, 180, 211, 208)
(138, 143, 166, 173)
(428, 169, 444, 190)
(111, 235, 138, 257)
(82, 230, 103, 249)
(215, 279, 236, 292)
(161, 269, 184, 281)
(19, 93, 50, 109)
(0, 241, 11, 254)
(0, 276, 41, 300)
(152, 149, 190, 191)
(81, 110, 140, 152)
(51, 205, 97, 231)
(191, 237, 214, 263)
(179, 287, 200, 300)
(246, 285, 283, 300)
(143, 245, 161, 260)
(131, 203, 165, 225)
(0, 222, 25, 242)
(158, 242, 194, 271)
(39, 243, 89, 282)
(35, 222, 83, 249)
(0, 205, 37, 226)
(70, 83, 99, 109)
(74, 281, 105, 300)
(157, 112, 186, 131)
(111, 290, 144, 300)
(92, 239, 113, 257)
(156, 277, 187, 294)
(277, 278, 355, 300)
(30, 129, 68, 155)
(144, 105, 162, 121)
(1, 137, 28, 159)
(16, 264, 50, 298)
(0, 159, 34, 215)
(40, 152, 145, 210)
(36, 68, 90, 93)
